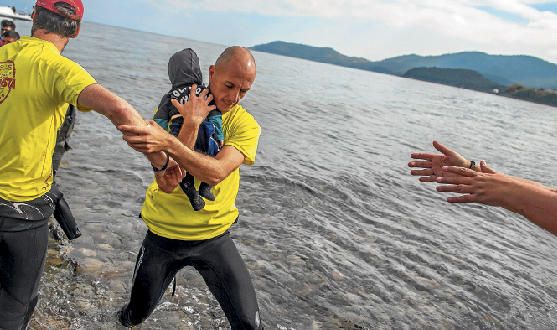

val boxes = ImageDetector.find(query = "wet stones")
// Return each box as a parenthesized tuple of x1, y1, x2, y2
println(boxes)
(97, 243, 113, 250)
(75, 247, 97, 258)
(76, 257, 104, 274)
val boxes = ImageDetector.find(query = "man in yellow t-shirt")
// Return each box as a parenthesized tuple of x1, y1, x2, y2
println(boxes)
(0, 1, 169, 328)
(118, 47, 263, 329)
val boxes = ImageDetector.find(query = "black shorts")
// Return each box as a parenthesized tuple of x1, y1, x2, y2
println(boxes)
(120, 230, 263, 329)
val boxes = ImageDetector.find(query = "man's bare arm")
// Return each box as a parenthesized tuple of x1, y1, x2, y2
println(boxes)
(78, 84, 144, 127)
(167, 142, 245, 186)
(119, 122, 244, 186)
(437, 165, 557, 236)
(177, 121, 198, 150)
(505, 181, 557, 235)
(77, 84, 167, 168)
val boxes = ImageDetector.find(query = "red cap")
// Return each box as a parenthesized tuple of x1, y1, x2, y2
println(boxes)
(35, 0, 84, 21)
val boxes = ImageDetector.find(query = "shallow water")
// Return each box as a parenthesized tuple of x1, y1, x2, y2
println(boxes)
(14, 21, 557, 329)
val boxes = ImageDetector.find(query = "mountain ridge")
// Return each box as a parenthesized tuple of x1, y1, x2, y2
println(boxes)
(251, 41, 557, 90)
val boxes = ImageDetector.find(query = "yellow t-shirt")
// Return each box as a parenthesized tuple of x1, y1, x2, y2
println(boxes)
(141, 104, 261, 240)
(0, 37, 97, 201)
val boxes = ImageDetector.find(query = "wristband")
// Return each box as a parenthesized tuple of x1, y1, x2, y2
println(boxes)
(152, 153, 169, 173)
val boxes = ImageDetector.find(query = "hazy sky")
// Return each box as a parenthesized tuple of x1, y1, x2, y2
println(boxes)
(7, 0, 557, 63)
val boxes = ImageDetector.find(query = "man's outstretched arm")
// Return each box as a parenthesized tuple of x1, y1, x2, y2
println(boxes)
(78, 84, 144, 127)
(77, 84, 168, 168)
(437, 163, 557, 236)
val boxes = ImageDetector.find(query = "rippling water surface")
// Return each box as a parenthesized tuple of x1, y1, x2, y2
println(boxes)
(16, 21, 557, 329)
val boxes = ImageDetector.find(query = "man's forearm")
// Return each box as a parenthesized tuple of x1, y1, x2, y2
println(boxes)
(78, 84, 144, 127)
(177, 121, 199, 150)
(166, 136, 226, 185)
(504, 181, 557, 236)
(78, 84, 167, 167)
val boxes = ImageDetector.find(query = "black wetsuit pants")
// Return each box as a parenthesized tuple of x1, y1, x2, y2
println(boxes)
(120, 230, 263, 329)
(0, 218, 48, 330)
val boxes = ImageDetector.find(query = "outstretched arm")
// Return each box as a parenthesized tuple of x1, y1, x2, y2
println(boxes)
(78, 84, 144, 127)
(437, 162, 557, 236)
(77, 84, 168, 168)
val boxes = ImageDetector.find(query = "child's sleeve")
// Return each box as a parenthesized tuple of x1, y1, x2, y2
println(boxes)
(207, 111, 225, 141)
(153, 105, 170, 129)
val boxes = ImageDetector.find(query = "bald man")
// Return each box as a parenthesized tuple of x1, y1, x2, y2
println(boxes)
(117, 47, 263, 329)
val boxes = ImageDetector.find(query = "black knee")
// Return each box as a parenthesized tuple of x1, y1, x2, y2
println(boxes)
(118, 303, 149, 327)
(231, 309, 263, 330)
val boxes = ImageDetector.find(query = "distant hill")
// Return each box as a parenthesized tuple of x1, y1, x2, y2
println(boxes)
(372, 52, 557, 89)
(403, 67, 503, 93)
(251, 41, 370, 69)
(251, 41, 557, 89)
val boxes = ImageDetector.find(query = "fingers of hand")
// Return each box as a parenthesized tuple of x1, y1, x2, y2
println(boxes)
(200, 88, 210, 99)
(190, 84, 198, 98)
(419, 176, 437, 183)
(206, 93, 214, 104)
(118, 125, 139, 135)
(122, 135, 145, 144)
(447, 194, 476, 203)
(410, 153, 434, 161)
(433, 140, 453, 156)
(411, 169, 433, 176)
(436, 184, 474, 194)
(171, 98, 182, 109)
(436, 176, 472, 185)
(442, 166, 476, 177)
(408, 161, 432, 168)
(126, 142, 148, 153)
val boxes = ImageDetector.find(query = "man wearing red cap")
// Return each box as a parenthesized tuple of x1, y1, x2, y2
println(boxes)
(0, 1, 171, 328)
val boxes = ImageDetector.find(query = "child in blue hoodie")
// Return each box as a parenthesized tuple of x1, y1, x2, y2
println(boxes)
(153, 48, 224, 211)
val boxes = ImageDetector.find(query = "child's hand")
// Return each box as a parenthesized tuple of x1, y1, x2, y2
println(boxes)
(156, 159, 184, 193)
(171, 84, 216, 127)
(164, 163, 184, 184)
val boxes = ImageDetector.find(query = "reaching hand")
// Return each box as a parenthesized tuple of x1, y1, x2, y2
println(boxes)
(171, 84, 216, 127)
(408, 140, 470, 182)
(156, 160, 184, 193)
(118, 120, 173, 153)
(435, 161, 514, 207)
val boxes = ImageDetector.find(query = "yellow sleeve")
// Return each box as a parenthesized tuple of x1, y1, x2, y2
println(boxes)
(52, 57, 97, 112)
(225, 112, 261, 165)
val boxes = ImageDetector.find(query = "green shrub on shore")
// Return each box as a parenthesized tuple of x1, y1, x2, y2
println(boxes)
(503, 84, 557, 107)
